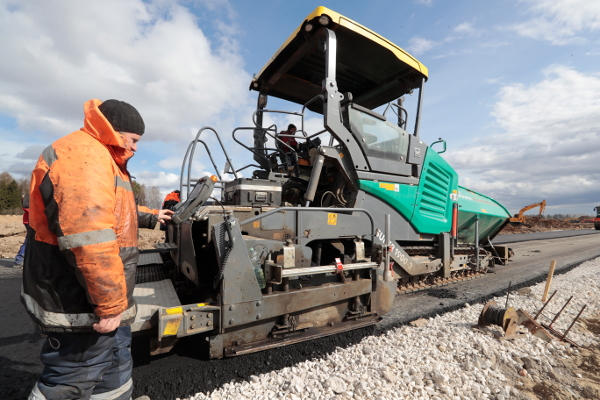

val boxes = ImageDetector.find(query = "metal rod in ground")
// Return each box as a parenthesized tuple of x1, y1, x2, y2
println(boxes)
(548, 295, 573, 328)
(561, 304, 587, 340)
(383, 214, 392, 282)
(505, 281, 512, 308)
(534, 290, 557, 321)
(542, 260, 557, 302)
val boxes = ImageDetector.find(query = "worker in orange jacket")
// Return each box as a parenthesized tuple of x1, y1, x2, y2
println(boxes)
(23, 99, 173, 400)
(160, 190, 181, 242)
(162, 190, 181, 210)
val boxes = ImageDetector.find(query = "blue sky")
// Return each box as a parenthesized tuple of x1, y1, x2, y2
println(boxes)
(1, 0, 599, 215)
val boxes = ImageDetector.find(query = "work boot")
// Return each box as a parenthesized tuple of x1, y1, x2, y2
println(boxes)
(13, 262, 23, 269)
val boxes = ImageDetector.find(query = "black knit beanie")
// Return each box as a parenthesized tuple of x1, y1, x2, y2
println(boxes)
(98, 99, 145, 135)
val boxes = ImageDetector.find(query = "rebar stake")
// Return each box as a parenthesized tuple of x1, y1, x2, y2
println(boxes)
(534, 290, 557, 321)
(547, 296, 573, 329)
(561, 304, 587, 341)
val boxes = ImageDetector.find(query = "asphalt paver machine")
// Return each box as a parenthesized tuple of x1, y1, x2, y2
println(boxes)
(133, 7, 512, 358)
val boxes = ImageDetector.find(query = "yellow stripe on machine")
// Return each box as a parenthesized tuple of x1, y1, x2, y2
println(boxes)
(165, 307, 183, 315)
(163, 319, 181, 336)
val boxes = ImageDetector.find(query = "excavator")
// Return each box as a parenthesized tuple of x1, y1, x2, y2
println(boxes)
(509, 200, 546, 224)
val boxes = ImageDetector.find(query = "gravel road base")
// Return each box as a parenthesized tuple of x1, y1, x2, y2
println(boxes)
(180, 258, 600, 400)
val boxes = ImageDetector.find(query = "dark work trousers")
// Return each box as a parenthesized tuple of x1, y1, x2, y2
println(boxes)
(28, 326, 133, 400)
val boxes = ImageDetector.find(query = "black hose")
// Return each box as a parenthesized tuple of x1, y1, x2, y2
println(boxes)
(214, 217, 233, 288)
(212, 197, 234, 288)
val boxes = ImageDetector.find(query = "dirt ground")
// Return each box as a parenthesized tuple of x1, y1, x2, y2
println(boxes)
(515, 315, 600, 400)
(0, 215, 165, 258)
(499, 215, 594, 235)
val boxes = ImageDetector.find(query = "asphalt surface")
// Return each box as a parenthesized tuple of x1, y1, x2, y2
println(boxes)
(380, 232, 600, 332)
(1, 230, 599, 400)
(494, 228, 600, 244)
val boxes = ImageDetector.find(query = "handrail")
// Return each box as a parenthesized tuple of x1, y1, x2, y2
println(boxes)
(252, 124, 328, 162)
(306, 128, 328, 139)
(231, 126, 297, 172)
(180, 127, 239, 199)
(231, 126, 274, 167)
(180, 140, 212, 199)
(301, 94, 325, 137)
(249, 98, 329, 168)
(252, 109, 304, 135)
(188, 139, 221, 178)
(430, 138, 446, 154)
(246, 102, 332, 176)
(235, 164, 263, 173)
(239, 207, 376, 242)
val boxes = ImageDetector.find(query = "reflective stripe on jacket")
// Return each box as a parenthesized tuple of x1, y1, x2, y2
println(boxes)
(22, 99, 158, 332)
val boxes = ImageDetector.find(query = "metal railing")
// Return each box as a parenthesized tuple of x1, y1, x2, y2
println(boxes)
(180, 127, 238, 199)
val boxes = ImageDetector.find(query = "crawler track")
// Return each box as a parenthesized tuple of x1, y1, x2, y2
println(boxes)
(397, 269, 486, 294)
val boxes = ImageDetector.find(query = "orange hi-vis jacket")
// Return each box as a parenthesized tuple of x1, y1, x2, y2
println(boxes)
(162, 191, 181, 210)
(21, 99, 158, 332)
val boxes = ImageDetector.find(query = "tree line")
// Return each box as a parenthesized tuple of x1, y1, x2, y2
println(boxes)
(131, 181, 163, 209)
(0, 171, 163, 214)
(544, 214, 594, 220)
(0, 172, 30, 215)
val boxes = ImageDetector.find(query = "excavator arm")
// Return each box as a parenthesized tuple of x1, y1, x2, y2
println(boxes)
(509, 200, 546, 224)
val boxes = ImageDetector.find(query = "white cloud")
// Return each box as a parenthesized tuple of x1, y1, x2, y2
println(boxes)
(480, 40, 511, 48)
(0, 136, 40, 175)
(158, 156, 187, 170)
(0, 0, 254, 144)
(493, 65, 600, 137)
(455, 22, 475, 34)
(408, 24, 480, 57)
(414, 0, 432, 5)
(445, 65, 600, 212)
(486, 77, 504, 84)
(15, 144, 46, 160)
(407, 37, 438, 55)
(135, 170, 180, 191)
(511, 0, 600, 44)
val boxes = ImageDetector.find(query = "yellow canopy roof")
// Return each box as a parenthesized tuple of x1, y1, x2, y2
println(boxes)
(250, 6, 428, 113)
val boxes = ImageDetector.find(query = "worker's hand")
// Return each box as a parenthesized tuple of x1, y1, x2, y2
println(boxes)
(158, 209, 174, 224)
(93, 313, 123, 333)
